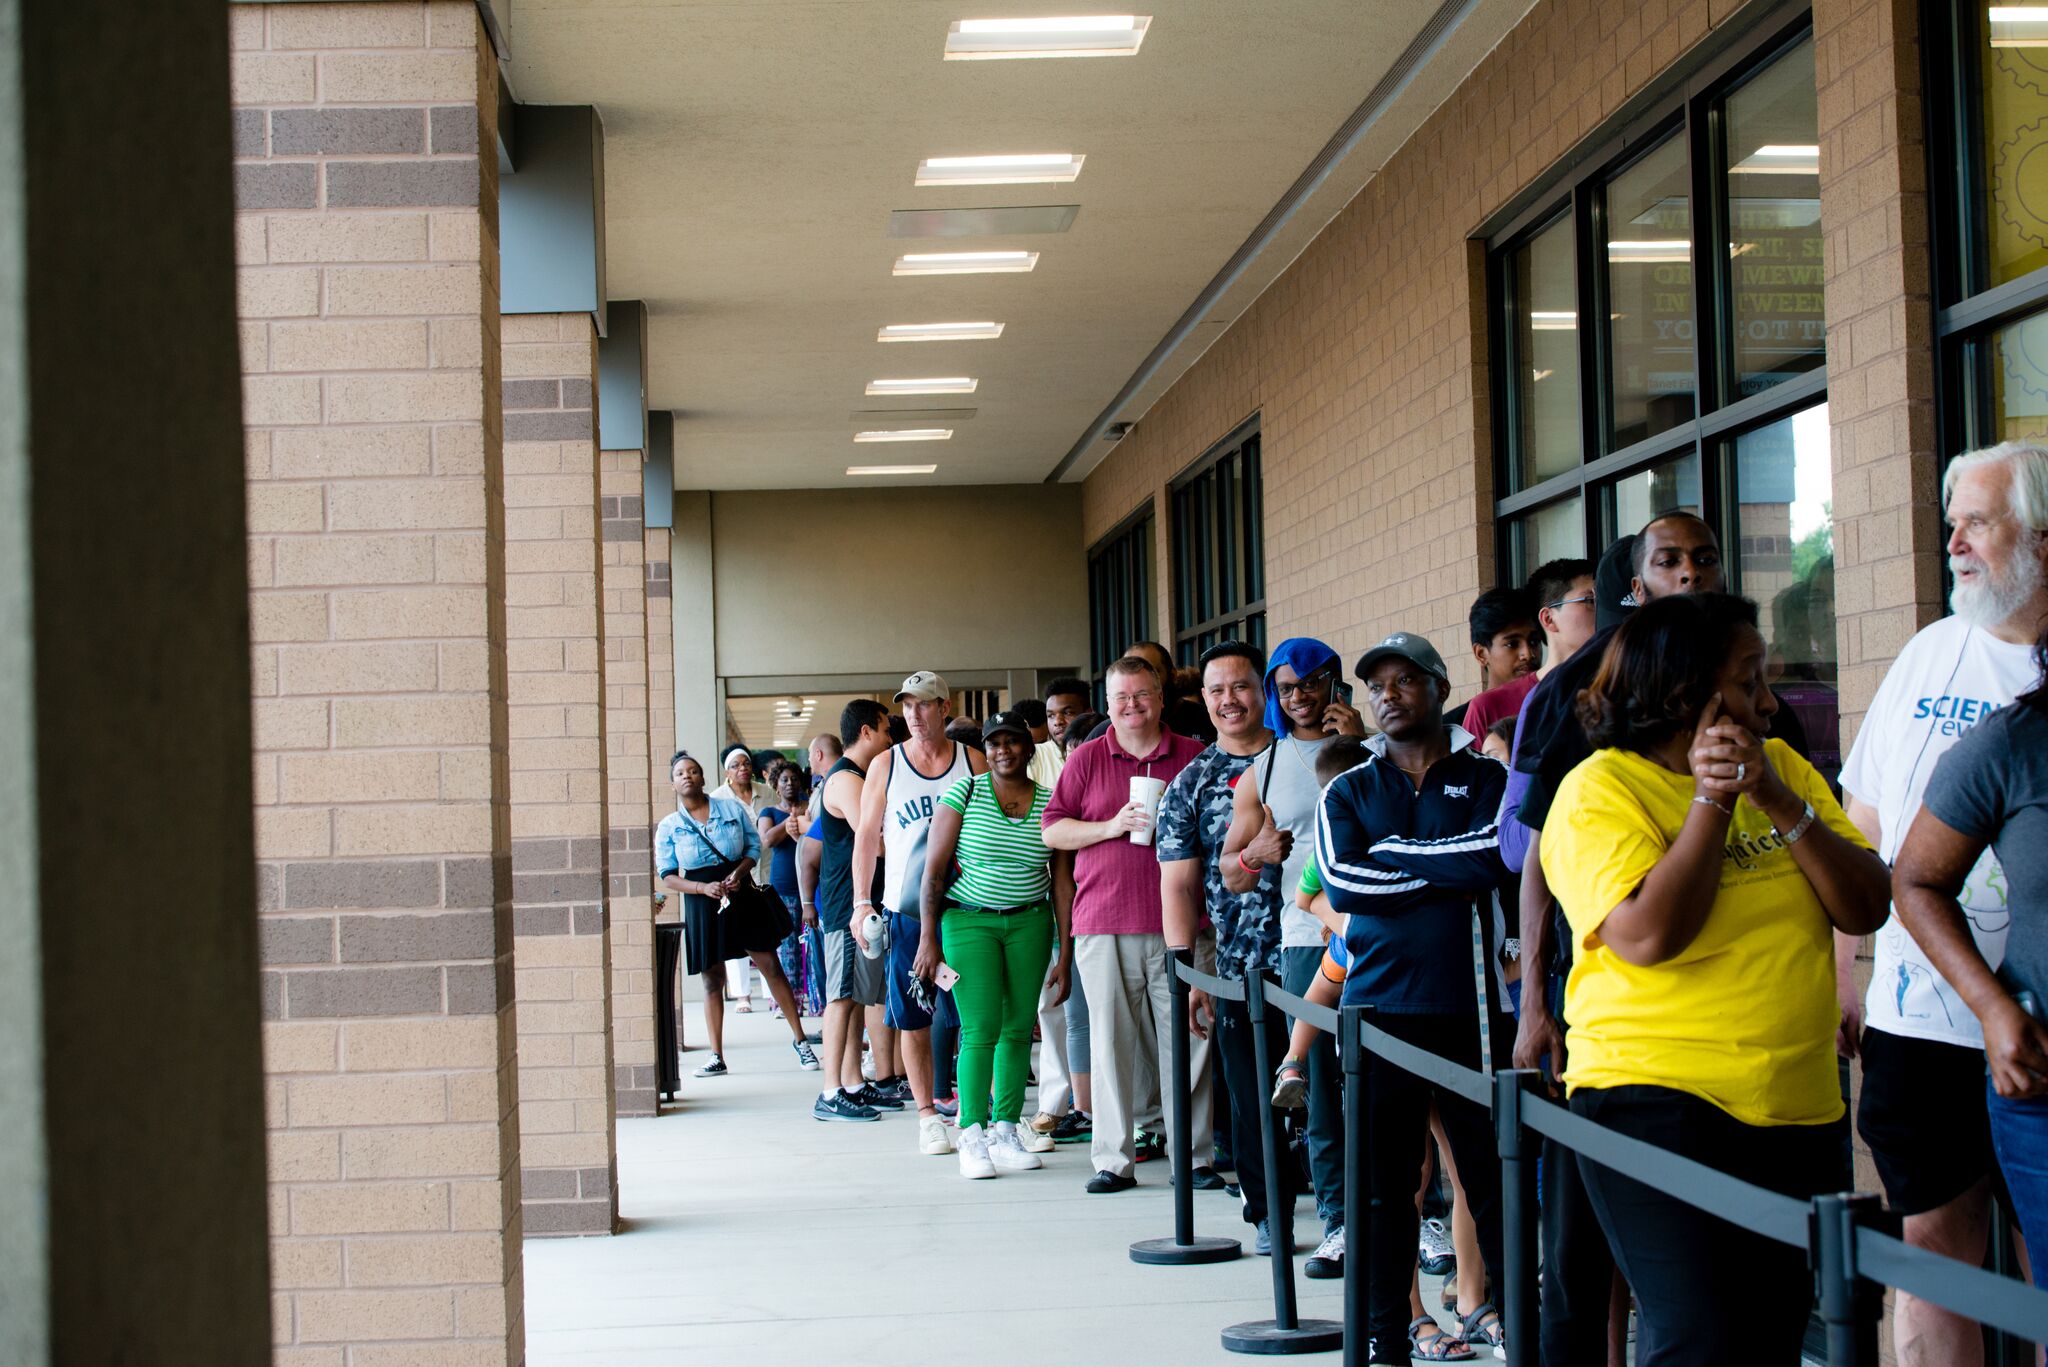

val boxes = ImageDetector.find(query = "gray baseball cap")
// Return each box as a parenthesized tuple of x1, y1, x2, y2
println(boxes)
(1353, 631, 1450, 684)
(894, 670, 949, 702)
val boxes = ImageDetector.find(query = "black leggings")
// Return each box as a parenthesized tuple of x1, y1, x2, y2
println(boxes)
(1571, 1086, 1842, 1367)
(1363, 1012, 1503, 1359)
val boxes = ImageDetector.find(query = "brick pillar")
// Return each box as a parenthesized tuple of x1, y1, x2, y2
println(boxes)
(645, 526, 678, 900)
(1814, 0, 1943, 743)
(233, 2, 526, 1360)
(603, 458, 659, 1115)
(501, 314, 619, 1234)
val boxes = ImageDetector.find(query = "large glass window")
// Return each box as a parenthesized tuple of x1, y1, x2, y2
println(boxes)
(1170, 422, 1265, 663)
(1087, 510, 1153, 706)
(1490, 22, 1826, 625)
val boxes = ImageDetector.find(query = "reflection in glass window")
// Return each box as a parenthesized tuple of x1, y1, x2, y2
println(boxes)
(1980, 6, 2048, 286)
(1508, 495, 1584, 583)
(1724, 37, 1824, 395)
(1988, 304, 2048, 442)
(1611, 450, 1702, 536)
(1606, 135, 1697, 448)
(1511, 215, 1583, 488)
(1734, 403, 1838, 780)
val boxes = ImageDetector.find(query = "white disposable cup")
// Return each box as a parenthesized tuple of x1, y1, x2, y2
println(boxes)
(1128, 775, 1168, 846)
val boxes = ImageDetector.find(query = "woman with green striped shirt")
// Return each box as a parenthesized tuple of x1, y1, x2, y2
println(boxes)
(915, 709, 1074, 1179)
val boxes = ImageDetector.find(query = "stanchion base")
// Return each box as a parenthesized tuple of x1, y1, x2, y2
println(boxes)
(1129, 1235, 1241, 1265)
(1220, 1319, 1345, 1355)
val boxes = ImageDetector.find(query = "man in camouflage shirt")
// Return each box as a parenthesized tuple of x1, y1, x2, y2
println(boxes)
(1158, 640, 1299, 1252)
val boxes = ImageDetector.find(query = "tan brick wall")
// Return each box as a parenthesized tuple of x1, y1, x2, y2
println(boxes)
(233, 3, 525, 1361)
(643, 529, 679, 1064)
(601, 454, 658, 1115)
(502, 314, 619, 1234)
(1081, 0, 1932, 718)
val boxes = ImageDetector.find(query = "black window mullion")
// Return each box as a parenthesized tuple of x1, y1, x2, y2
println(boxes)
(1578, 179, 1610, 464)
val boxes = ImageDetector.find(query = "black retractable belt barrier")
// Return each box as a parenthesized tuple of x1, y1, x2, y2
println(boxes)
(1220, 971, 1345, 1356)
(1340, 1005, 1368, 1367)
(1493, 1069, 1541, 1367)
(1130, 948, 1241, 1266)
(1813, 1192, 1886, 1367)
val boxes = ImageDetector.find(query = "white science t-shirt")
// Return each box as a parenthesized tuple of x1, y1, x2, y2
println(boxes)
(1841, 615, 2036, 1048)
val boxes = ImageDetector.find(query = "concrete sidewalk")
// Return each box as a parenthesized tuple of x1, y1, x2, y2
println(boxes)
(523, 1010, 1354, 1364)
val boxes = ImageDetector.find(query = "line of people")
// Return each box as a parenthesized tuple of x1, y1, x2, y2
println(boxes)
(652, 439, 2048, 1367)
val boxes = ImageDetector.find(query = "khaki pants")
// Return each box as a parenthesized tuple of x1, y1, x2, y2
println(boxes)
(1076, 930, 1214, 1178)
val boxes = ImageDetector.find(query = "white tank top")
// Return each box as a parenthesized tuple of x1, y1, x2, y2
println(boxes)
(880, 739, 973, 912)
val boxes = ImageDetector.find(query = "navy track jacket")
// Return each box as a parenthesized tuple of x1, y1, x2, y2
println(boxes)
(1314, 728, 1510, 1013)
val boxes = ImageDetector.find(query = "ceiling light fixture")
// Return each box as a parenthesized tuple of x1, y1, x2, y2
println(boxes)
(865, 377, 979, 396)
(853, 428, 954, 443)
(892, 250, 1040, 276)
(915, 153, 1084, 187)
(1991, 6, 2048, 44)
(848, 464, 939, 476)
(1607, 239, 1692, 263)
(944, 14, 1151, 59)
(878, 321, 1004, 342)
(1730, 143, 1820, 174)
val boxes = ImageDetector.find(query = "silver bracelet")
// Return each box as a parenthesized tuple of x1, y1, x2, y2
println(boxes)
(1778, 801, 1817, 845)
(1691, 794, 1731, 816)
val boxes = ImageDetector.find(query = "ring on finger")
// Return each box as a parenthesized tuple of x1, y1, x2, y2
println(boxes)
(1735, 762, 1746, 782)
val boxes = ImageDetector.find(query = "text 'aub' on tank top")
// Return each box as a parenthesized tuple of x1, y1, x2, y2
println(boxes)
(880, 739, 973, 912)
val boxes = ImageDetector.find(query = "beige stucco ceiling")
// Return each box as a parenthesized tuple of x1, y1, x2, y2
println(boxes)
(505, 0, 1534, 490)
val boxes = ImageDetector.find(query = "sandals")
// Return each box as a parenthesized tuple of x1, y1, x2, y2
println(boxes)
(1408, 1316, 1477, 1361)
(1271, 1058, 1309, 1109)
(1459, 1302, 1506, 1354)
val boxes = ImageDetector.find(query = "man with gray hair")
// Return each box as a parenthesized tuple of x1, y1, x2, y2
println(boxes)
(1836, 440, 2048, 1367)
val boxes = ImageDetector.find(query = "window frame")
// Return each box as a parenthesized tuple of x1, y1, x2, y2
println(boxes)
(1085, 503, 1155, 707)
(1484, 4, 1825, 590)
(1168, 415, 1266, 665)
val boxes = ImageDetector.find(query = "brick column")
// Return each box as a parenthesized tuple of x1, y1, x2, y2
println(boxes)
(501, 315, 619, 1233)
(1814, 0, 1943, 744)
(233, 2, 525, 1360)
(645, 525, 678, 892)
(603, 459, 659, 1115)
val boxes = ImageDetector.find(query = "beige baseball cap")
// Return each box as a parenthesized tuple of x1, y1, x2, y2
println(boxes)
(894, 670, 949, 702)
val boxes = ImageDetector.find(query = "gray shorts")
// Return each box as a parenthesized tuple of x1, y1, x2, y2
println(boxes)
(823, 928, 886, 1006)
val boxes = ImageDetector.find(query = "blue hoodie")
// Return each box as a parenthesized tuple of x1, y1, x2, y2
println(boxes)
(1262, 637, 1342, 736)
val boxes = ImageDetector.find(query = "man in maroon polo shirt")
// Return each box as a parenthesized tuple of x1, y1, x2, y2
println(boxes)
(1044, 653, 1211, 1193)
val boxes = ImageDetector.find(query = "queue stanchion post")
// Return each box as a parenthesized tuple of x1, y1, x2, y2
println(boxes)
(1494, 1068, 1541, 1366)
(1222, 970, 1344, 1355)
(1814, 1193, 1883, 1367)
(1130, 947, 1240, 1266)
(1340, 1004, 1367, 1367)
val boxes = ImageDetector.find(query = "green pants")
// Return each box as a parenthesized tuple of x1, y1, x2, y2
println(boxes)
(940, 903, 1055, 1130)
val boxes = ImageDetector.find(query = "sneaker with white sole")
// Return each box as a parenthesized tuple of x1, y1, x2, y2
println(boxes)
(1418, 1215, 1456, 1275)
(957, 1124, 996, 1179)
(792, 1039, 820, 1070)
(988, 1122, 1044, 1170)
(1014, 1119, 1055, 1153)
(693, 1054, 727, 1078)
(919, 1114, 955, 1156)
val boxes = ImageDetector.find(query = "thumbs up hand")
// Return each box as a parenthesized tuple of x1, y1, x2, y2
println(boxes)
(1243, 806, 1293, 870)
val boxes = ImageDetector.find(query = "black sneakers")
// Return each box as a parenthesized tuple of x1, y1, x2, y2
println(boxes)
(1085, 1169, 1137, 1194)
(812, 1091, 879, 1123)
(1051, 1111, 1092, 1142)
(1134, 1128, 1166, 1163)
(694, 1054, 728, 1077)
(1188, 1166, 1228, 1191)
(846, 1082, 905, 1111)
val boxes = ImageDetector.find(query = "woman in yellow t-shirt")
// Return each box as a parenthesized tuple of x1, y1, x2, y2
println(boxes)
(1540, 592, 1888, 1367)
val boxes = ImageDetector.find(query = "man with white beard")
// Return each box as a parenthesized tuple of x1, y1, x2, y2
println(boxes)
(1836, 440, 2048, 1367)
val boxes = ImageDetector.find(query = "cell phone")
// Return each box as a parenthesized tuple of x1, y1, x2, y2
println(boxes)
(2017, 989, 2042, 1023)
(1335, 681, 1354, 706)
(935, 962, 961, 991)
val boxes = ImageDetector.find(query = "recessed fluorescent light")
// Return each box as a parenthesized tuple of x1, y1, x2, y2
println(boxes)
(1607, 239, 1692, 263)
(1529, 310, 1577, 331)
(945, 14, 1151, 59)
(853, 429, 954, 443)
(892, 250, 1039, 276)
(1991, 6, 2048, 44)
(866, 377, 979, 396)
(915, 154, 1084, 187)
(848, 464, 938, 476)
(1730, 143, 1819, 174)
(878, 321, 1004, 342)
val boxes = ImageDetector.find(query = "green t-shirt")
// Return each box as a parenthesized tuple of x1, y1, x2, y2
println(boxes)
(938, 774, 1052, 909)
(1299, 853, 1321, 899)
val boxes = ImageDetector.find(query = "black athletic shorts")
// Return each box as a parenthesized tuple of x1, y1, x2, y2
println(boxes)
(1856, 1025, 1999, 1216)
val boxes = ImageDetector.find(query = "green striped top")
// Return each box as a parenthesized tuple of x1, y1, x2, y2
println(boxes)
(937, 774, 1051, 909)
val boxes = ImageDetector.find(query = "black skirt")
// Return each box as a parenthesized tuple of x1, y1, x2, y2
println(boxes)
(682, 860, 793, 976)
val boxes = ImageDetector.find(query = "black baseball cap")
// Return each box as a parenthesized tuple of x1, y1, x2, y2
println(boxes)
(981, 710, 1033, 741)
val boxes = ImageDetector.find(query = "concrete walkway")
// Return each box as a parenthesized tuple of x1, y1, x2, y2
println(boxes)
(524, 1010, 1356, 1364)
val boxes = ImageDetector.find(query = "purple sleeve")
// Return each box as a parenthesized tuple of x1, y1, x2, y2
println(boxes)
(1497, 738, 1535, 873)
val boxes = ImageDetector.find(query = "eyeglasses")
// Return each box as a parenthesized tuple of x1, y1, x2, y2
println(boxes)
(1544, 593, 1596, 611)
(1107, 689, 1160, 708)
(1275, 670, 1337, 700)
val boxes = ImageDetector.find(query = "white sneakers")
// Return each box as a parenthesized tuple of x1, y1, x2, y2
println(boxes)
(958, 1124, 996, 1179)
(919, 1114, 955, 1156)
(988, 1122, 1044, 1170)
(1013, 1119, 1055, 1154)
